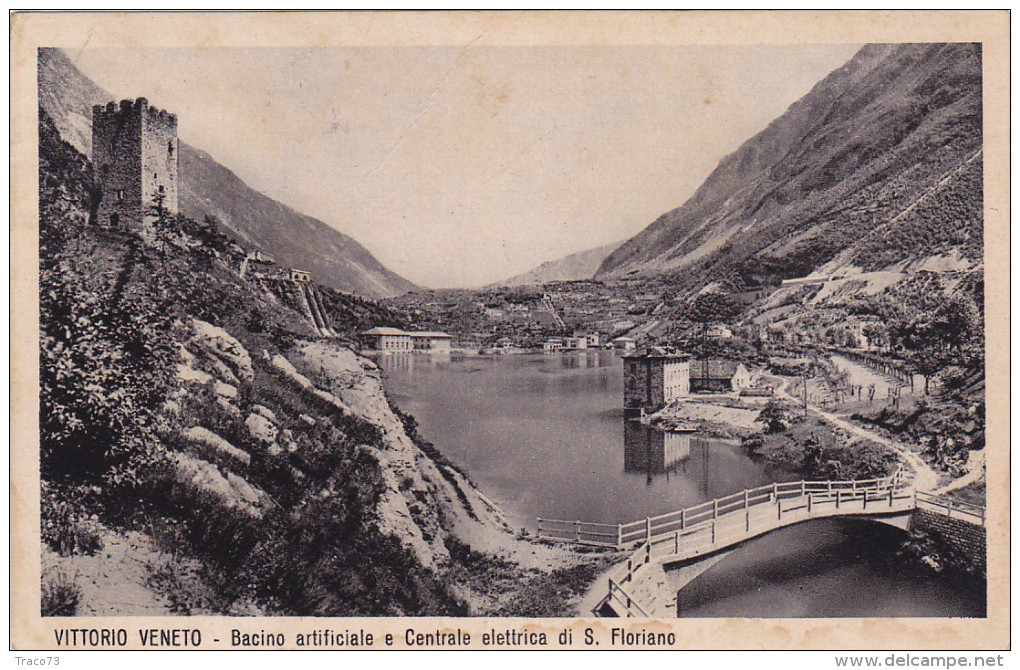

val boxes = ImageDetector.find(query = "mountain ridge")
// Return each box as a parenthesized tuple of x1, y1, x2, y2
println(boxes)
(596, 43, 983, 289)
(38, 47, 416, 299)
(493, 240, 621, 286)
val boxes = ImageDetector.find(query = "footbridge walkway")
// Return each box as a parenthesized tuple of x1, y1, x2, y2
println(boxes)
(537, 470, 985, 617)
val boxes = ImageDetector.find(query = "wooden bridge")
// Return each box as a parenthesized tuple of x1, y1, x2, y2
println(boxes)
(537, 470, 985, 617)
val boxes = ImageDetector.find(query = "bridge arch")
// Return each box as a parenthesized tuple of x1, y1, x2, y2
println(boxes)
(539, 472, 985, 617)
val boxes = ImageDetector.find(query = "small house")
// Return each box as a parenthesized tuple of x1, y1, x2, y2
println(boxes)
(543, 337, 565, 352)
(690, 359, 752, 393)
(611, 336, 637, 351)
(705, 324, 733, 340)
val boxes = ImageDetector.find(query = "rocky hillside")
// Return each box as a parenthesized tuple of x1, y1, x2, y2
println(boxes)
(597, 43, 983, 289)
(39, 109, 598, 617)
(38, 48, 416, 299)
(494, 240, 621, 287)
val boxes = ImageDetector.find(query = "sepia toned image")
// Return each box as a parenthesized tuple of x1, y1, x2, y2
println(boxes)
(10, 11, 1009, 651)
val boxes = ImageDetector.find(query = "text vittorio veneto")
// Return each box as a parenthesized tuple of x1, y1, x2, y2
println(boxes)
(53, 627, 678, 649)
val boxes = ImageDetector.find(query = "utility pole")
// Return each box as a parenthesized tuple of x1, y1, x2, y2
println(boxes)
(802, 373, 808, 417)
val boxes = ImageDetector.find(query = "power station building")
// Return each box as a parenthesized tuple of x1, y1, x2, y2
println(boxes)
(623, 347, 690, 417)
(92, 97, 179, 228)
(359, 327, 452, 352)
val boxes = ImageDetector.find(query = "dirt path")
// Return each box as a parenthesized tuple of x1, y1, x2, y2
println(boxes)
(775, 378, 940, 491)
(932, 448, 985, 496)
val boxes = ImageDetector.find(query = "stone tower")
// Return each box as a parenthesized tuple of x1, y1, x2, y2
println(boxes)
(91, 98, 179, 228)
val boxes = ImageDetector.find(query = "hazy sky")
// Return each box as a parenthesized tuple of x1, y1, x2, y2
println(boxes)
(70, 45, 860, 287)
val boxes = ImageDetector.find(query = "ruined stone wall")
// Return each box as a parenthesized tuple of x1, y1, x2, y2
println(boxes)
(91, 97, 178, 228)
(141, 104, 179, 217)
(93, 100, 143, 227)
(912, 508, 986, 573)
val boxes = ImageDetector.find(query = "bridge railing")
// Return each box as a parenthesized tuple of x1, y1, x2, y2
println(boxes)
(916, 491, 985, 526)
(605, 577, 650, 618)
(535, 518, 620, 546)
(540, 469, 909, 549)
(591, 469, 920, 617)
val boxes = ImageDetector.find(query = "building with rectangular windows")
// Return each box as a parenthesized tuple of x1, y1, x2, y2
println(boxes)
(543, 337, 565, 352)
(410, 331, 453, 351)
(359, 327, 453, 352)
(359, 327, 413, 351)
(623, 347, 690, 417)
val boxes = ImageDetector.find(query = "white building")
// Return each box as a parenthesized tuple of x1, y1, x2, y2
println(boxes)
(359, 327, 452, 352)
(543, 337, 565, 352)
(611, 336, 637, 351)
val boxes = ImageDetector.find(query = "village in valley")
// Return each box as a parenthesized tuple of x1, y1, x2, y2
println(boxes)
(362, 272, 968, 462)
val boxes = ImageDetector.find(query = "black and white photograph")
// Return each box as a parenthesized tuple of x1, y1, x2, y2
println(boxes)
(11, 10, 1008, 652)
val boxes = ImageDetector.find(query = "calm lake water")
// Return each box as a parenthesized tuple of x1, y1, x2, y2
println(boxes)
(376, 350, 985, 618)
(376, 350, 792, 529)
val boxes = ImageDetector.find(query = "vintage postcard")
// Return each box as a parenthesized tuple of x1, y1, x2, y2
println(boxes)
(10, 11, 1009, 652)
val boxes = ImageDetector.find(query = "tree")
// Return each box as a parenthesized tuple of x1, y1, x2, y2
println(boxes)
(684, 290, 739, 331)
(147, 192, 178, 265)
(898, 293, 981, 394)
(908, 345, 953, 395)
(756, 398, 790, 434)
(682, 289, 740, 377)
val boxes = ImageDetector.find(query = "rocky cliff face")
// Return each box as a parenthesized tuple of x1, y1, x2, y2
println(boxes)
(38, 48, 416, 299)
(597, 43, 983, 289)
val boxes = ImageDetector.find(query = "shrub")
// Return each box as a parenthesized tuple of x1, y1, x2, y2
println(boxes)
(41, 486, 104, 556)
(756, 398, 791, 434)
(41, 569, 82, 617)
(147, 555, 225, 615)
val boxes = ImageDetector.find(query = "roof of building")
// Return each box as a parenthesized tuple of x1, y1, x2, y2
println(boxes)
(691, 359, 747, 380)
(624, 346, 687, 360)
(408, 331, 452, 338)
(612, 336, 637, 342)
(361, 327, 410, 336)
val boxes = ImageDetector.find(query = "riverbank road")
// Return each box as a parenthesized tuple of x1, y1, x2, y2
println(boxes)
(775, 377, 940, 492)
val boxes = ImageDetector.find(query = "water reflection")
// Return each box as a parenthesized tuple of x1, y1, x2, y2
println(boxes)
(374, 350, 790, 527)
(557, 350, 608, 368)
(370, 351, 453, 370)
(624, 423, 696, 483)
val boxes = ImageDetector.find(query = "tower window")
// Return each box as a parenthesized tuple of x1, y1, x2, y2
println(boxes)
(115, 189, 124, 202)
(168, 140, 174, 157)
(158, 185, 165, 194)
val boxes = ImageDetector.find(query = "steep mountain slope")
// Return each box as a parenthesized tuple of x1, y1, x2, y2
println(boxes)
(39, 109, 590, 616)
(597, 43, 983, 288)
(38, 48, 416, 299)
(495, 240, 621, 286)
